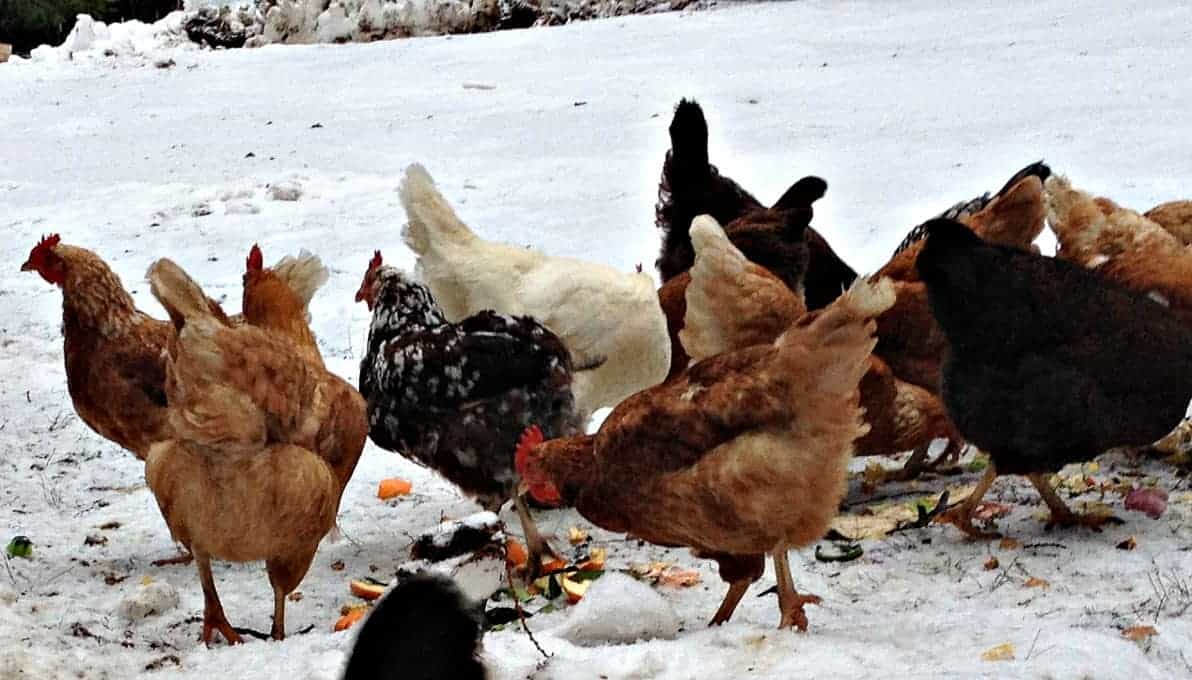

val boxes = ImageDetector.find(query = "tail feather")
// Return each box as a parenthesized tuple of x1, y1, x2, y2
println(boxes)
(267, 250, 329, 318)
(668, 99, 710, 169)
(995, 160, 1050, 198)
(777, 277, 894, 398)
(682, 215, 804, 361)
(399, 163, 476, 256)
(147, 258, 224, 330)
(771, 176, 828, 212)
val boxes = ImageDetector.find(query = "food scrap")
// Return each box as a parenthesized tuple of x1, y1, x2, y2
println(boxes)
(377, 478, 413, 500)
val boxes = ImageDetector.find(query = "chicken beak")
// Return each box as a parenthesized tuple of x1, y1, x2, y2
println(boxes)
(20, 260, 34, 272)
(516, 479, 530, 497)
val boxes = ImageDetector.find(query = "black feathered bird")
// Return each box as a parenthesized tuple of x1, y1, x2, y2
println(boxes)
(917, 218, 1192, 537)
(356, 255, 585, 576)
(654, 98, 856, 310)
(343, 574, 486, 680)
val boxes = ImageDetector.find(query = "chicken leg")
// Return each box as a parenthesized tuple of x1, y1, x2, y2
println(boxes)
(936, 465, 1001, 539)
(708, 580, 751, 626)
(514, 494, 557, 581)
(1028, 473, 1124, 531)
(771, 549, 820, 631)
(195, 552, 243, 646)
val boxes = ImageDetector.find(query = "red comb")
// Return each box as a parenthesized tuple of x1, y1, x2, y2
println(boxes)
(247, 244, 263, 272)
(35, 234, 61, 251)
(368, 250, 382, 271)
(514, 425, 545, 475)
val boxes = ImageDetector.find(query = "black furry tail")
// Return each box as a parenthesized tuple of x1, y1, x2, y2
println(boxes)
(343, 575, 486, 680)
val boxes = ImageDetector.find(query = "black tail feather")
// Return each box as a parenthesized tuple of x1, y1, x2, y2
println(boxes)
(343, 575, 487, 680)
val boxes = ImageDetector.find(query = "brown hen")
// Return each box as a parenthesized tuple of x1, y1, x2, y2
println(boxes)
(680, 216, 958, 472)
(1047, 175, 1192, 326)
(517, 277, 894, 630)
(145, 258, 366, 644)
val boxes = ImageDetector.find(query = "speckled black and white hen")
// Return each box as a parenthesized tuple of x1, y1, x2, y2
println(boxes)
(355, 251, 584, 576)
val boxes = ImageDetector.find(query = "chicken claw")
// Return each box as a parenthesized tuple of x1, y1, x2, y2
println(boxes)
(1028, 473, 1124, 532)
(777, 592, 822, 632)
(935, 465, 1002, 540)
(201, 613, 244, 646)
(771, 549, 821, 632)
(151, 550, 194, 567)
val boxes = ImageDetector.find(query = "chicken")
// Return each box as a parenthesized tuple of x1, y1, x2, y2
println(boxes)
(862, 163, 1050, 476)
(344, 574, 486, 680)
(654, 98, 856, 311)
(19, 235, 331, 461)
(916, 218, 1192, 538)
(241, 244, 329, 367)
(1047, 175, 1192, 325)
(1144, 200, 1192, 245)
(20, 235, 178, 461)
(657, 193, 813, 380)
(144, 258, 367, 644)
(20, 235, 333, 566)
(399, 163, 669, 421)
(680, 215, 958, 469)
(516, 277, 894, 630)
(355, 251, 586, 577)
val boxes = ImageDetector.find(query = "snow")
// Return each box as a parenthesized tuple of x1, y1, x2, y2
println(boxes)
(3, 0, 1192, 678)
(552, 572, 681, 645)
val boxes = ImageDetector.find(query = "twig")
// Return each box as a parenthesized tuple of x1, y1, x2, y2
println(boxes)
(1022, 542, 1068, 551)
(504, 561, 549, 660)
(1, 553, 16, 586)
(1024, 628, 1042, 660)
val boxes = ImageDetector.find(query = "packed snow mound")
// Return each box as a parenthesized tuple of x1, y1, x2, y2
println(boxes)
(27, 0, 713, 64)
(118, 580, 181, 620)
(552, 573, 680, 646)
(29, 12, 195, 65)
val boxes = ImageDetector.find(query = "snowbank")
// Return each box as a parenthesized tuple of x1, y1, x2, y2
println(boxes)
(28, 0, 712, 66)
(28, 12, 195, 65)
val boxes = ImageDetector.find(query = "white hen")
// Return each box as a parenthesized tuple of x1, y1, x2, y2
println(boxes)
(399, 164, 671, 421)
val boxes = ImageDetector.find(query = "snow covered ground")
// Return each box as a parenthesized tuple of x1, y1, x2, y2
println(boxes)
(3, 0, 1192, 677)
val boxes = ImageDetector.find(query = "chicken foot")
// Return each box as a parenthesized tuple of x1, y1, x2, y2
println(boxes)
(1028, 473, 1124, 531)
(771, 549, 820, 631)
(151, 548, 194, 567)
(195, 552, 243, 646)
(936, 465, 1001, 539)
(514, 494, 558, 581)
(883, 439, 966, 483)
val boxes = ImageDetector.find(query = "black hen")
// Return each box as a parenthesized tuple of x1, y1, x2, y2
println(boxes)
(356, 256, 584, 575)
(653, 98, 855, 310)
(343, 574, 486, 680)
(917, 218, 1192, 537)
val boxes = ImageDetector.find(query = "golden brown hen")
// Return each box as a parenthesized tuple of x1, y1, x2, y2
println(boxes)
(517, 277, 894, 630)
(1047, 175, 1192, 325)
(680, 216, 958, 474)
(144, 259, 366, 645)
(1145, 200, 1192, 245)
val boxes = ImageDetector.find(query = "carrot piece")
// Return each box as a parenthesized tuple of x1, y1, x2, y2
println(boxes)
(334, 608, 366, 632)
(540, 557, 569, 575)
(377, 478, 413, 500)
(505, 538, 528, 567)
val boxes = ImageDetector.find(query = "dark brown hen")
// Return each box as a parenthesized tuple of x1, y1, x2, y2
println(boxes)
(653, 98, 855, 311)
(917, 219, 1192, 537)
